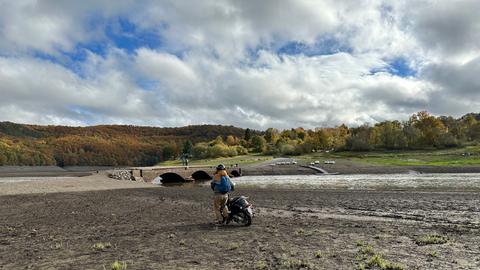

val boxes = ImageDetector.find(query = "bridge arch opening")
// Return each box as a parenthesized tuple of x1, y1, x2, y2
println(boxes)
(230, 170, 241, 177)
(192, 170, 212, 181)
(160, 172, 185, 183)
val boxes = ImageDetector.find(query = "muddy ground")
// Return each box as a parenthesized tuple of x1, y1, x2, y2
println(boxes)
(1, 183, 480, 270)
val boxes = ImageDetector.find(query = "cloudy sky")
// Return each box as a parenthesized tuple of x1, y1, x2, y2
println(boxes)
(0, 0, 479, 129)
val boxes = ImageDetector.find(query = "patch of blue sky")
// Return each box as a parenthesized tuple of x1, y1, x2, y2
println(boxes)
(32, 51, 60, 63)
(241, 36, 352, 69)
(31, 15, 106, 72)
(136, 78, 160, 92)
(32, 48, 88, 78)
(276, 36, 352, 57)
(31, 16, 166, 77)
(370, 57, 417, 77)
(32, 42, 107, 79)
(105, 17, 164, 54)
(387, 57, 417, 77)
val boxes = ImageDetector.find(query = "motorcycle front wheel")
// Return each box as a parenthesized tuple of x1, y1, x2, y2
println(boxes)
(236, 211, 252, 226)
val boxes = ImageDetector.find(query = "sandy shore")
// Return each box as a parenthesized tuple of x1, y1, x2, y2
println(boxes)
(0, 173, 155, 196)
(1, 173, 480, 269)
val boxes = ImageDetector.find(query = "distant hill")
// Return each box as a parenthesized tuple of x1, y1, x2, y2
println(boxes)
(0, 122, 249, 166)
(0, 122, 45, 138)
(459, 113, 480, 122)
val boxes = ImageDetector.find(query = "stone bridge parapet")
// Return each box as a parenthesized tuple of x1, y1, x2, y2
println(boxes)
(129, 165, 242, 183)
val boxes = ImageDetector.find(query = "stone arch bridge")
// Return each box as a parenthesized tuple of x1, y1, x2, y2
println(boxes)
(131, 165, 242, 183)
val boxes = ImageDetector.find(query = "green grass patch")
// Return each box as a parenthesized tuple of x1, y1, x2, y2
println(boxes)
(415, 234, 448, 246)
(280, 257, 313, 269)
(353, 156, 480, 166)
(159, 154, 273, 166)
(366, 254, 404, 270)
(428, 250, 438, 258)
(105, 261, 127, 270)
(355, 241, 405, 270)
(300, 147, 480, 166)
(93, 242, 112, 251)
(159, 146, 480, 167)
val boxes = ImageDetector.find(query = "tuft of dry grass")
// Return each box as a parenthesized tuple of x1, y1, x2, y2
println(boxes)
(355, 241, 404, 270)
(93, 242, 112, 251)
(415, 234, 448, 246)
(104, 260, 127, 270)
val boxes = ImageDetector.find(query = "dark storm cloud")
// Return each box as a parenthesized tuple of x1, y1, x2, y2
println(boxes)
(422, 57, 480, 97)
(404, 0, 480, 57)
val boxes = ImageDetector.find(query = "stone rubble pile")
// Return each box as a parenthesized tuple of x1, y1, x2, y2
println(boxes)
(108, 170, 133, 181)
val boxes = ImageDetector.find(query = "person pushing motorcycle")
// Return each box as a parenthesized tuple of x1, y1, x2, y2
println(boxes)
(210, 164, 235, 225)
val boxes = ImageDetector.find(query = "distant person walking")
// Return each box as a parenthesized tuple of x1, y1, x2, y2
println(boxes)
(210, 164, 235, 224)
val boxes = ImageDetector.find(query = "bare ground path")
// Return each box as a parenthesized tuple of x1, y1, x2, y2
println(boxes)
(0, 173, 154, 196)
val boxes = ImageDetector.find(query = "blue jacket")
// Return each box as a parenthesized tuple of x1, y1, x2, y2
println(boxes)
(211, 175, 234, 194)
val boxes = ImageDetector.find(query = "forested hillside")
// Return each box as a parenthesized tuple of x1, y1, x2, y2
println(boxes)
(1, 111, 480, 166)
(0, 123, 246, 166)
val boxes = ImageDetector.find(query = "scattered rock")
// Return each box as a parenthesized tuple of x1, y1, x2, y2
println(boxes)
(133, 176, 144, 182)
(108, 170, 133, 181)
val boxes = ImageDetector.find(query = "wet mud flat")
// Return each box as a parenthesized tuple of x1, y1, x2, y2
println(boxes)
(1, 186, 480, 269)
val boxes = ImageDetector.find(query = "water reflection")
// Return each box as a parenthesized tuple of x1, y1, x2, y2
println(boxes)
(161, 182, 199, 188)
(155, 176, 211, 188)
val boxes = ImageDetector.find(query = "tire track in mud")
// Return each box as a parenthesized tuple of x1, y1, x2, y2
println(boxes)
(258, 206, 480, 229)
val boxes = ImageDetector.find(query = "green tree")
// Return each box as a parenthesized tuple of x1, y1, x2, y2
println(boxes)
(244, 128, 252, 142)
(372, 121, 405, 149)
(332, 124, 350, 149)
(410, 111, 447, 147)
(295, 128, 306, 141)
(212, 136, 224, 146)
(264, 128, 279, 144)
(281, 129, 298, 140)
(192, 143, 208, 159)
(251, 135, 266, 153)
(162, 144, 176, 160)
(346, 125, 373, 151)
(464, 115, 479, 141)
(308, 129, 331, 150)
(469, 122, 480, 141)
(182, 140, 193, 155)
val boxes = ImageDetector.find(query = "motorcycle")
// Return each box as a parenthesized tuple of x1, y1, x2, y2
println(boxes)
(226, 196, 254, 226)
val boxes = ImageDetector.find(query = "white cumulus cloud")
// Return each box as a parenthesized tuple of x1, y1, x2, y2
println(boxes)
(0, 0, 478, 129)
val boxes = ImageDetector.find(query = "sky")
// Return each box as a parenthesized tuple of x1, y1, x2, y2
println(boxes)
(0, 0, 479, 130)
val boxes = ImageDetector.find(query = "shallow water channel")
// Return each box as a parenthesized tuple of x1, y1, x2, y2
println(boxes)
(219, 173, 480, 191)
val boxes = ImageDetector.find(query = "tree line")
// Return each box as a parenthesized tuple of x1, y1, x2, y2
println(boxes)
(181, 112, 480, 158)
(1, 111, 480, 166)
(0, 123, 246, 166)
